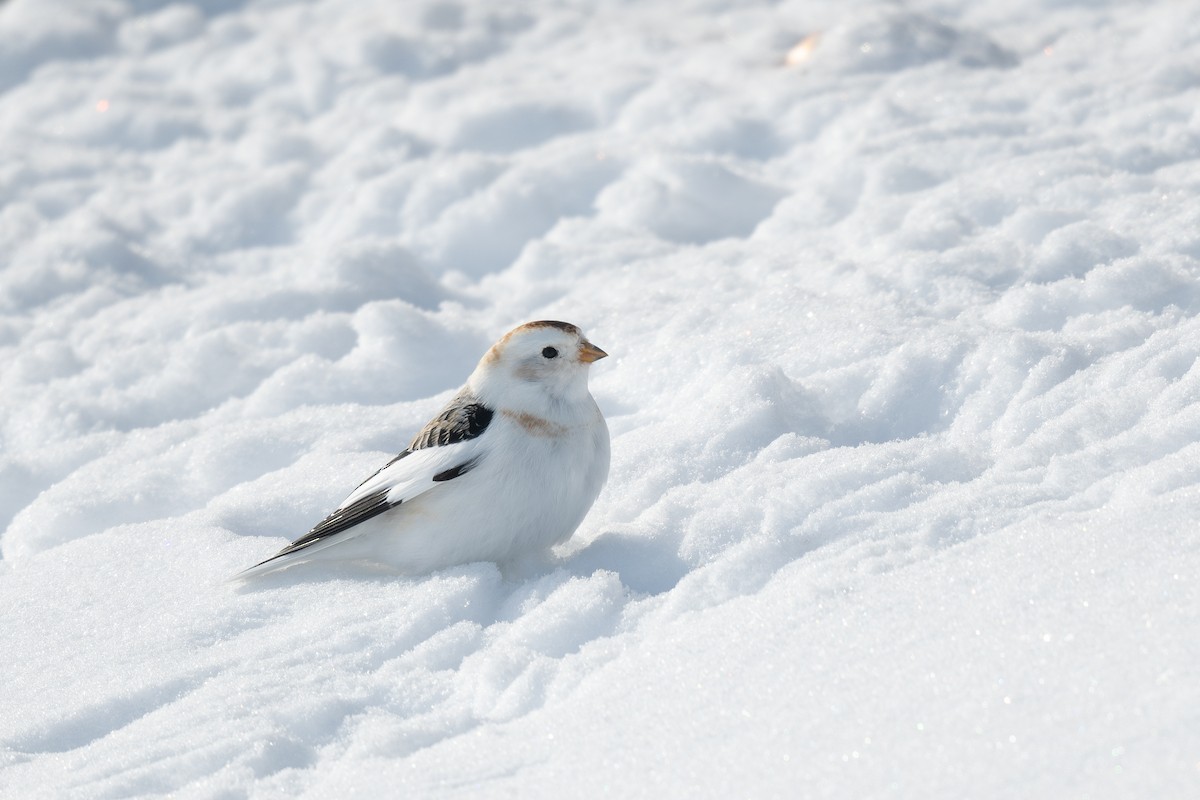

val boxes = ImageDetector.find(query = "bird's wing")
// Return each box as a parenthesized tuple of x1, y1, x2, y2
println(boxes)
(236, 390, 494, 578)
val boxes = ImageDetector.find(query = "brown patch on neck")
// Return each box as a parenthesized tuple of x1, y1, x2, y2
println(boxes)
(501, 409, 568, 437)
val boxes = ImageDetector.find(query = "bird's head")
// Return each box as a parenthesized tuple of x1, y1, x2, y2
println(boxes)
(469, 320, 607, 411)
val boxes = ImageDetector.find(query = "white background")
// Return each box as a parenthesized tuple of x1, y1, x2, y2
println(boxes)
(2, 0, 1198, 797)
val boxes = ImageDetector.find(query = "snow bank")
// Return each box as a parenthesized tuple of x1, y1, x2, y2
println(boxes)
(2, 0, 1198, 797)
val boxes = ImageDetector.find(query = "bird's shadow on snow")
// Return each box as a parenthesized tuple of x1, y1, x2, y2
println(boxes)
(228, 532, 689, 599)
(561, 531, 690, 596)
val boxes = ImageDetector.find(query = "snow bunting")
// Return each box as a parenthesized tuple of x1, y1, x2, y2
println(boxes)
(239, 321, 610, 578)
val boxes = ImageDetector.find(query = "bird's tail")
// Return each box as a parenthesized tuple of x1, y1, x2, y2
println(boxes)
(231, 532, 360, 581)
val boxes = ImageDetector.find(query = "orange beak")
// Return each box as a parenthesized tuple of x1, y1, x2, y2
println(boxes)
(578, 341, 608, 363)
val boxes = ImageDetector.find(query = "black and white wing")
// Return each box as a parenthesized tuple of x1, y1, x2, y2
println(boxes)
(237, 390, 493, 578)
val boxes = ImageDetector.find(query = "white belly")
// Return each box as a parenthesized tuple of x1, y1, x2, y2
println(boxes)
(344, 409, 609, 573)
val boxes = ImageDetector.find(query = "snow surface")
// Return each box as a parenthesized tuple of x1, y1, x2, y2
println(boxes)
(2, 0, 1200, 797)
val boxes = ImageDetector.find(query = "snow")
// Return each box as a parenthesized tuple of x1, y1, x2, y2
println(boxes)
(2, 0, 1199, 797)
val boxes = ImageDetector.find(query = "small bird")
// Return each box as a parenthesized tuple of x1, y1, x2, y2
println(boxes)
(238, 320, 610, 579)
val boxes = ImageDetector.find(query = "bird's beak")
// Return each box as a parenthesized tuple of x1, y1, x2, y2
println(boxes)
(578, 341, 608, 363)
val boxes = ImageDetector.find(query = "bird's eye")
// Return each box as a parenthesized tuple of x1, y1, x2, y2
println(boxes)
(542, 346, 558, 359)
